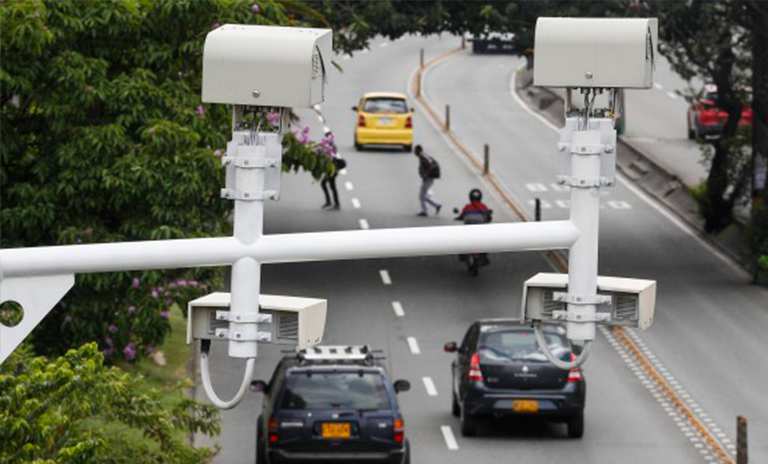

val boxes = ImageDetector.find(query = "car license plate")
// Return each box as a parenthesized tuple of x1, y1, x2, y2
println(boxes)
(512, 400, 539, 413)
(378, 117, 394, 126)
(322, 422, 351, 439)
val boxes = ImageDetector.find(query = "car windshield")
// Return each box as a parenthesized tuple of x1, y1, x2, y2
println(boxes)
(479, 329, 570, 363)
(281, 371, 391, 410)
(362, 98, 408, 114)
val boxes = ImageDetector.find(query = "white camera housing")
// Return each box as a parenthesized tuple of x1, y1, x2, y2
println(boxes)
(202, 25, 332, 107)
(187, 292, 327, 349)
(522, 273, 656, 330)
(534, 17, 658, 89)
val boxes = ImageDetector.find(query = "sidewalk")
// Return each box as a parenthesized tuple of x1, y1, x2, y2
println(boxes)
(515, 68, 753, 272)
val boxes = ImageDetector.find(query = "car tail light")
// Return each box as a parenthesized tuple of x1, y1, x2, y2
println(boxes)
(268, 416, 279, 443)
(393, 418, 405, 443)
(358, 114, 366, 127)
(468, 352, 483, 382)
(405, 116, 412, 129)
(567, 353, 582, 383)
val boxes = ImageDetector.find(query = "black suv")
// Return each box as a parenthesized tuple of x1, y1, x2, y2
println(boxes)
(252, 346, 411, 464)
(445, 320, 586, 438)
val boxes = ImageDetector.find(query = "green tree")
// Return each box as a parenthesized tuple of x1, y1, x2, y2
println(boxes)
(0, 343, 220, 464)
(0, 0, 333, 359)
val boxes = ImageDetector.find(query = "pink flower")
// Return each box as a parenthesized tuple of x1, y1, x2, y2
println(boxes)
(144, 345, 156, 355)
(177, 279, 188, 287)
(108, 324, 118, 333)
(213, 149, 223, 157)
(299, 134, 310, 145)
(105, 337, 113, 346)
(123, 343, 137, 361)
(195, 105, 205, 116)
(103, 347, 115, 357)
(251, 3, 260, 13)
(84, 227, 93, 236)
(267, 111, 280, 124)
(127, 305, 136, 315)
(151, 290, 158, 298)
(189, 280, 198, 287)
(63, 315, 72, 323)
(213, 22, 221, 29)
(148, 127, 155, 134)
(165, 298, 172, 305)
(160, 310, 170, 320)
(131, 278, 140, 289)
(302, 126, 310, 135)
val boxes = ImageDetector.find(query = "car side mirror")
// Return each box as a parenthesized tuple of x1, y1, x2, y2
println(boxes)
(393, 379, 411, 394)
(444, 342, 458, 353)
(351, 106, 358, 111)
(250, 379, 269, 393)
(410, 107, 415, 113)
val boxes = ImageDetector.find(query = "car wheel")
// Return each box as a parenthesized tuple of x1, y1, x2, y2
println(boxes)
(402, 439, 411, 464)
(256, 416, 267, 463)
(687, 120, 695, 140)
(354, 136, 363, 152)
(403, 144, 412, 153)
(567, 414, 584, 439)
(460, 405, 478, 437)
(452, 390, 460, 417)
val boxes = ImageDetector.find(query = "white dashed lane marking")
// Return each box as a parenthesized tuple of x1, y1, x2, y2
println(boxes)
(380, 42, 389, 48)
(422, 377, 438, 396)
(407, 337, 420, 354)
(607, 200, 632, 210)
(391, 301, 405, 317)
(359, 219, 370, 230)
(339, 169, 348, 176)
(440, 425, 459, 450)
(667, 91, 678, 100)
(379, 270, 392, 285)
(528, 199, 553, 209)
(351, 198, 361, 209)
(345, 181, 354, 191)
(525, 182, 548, 192)
(654, 83, 663, 90)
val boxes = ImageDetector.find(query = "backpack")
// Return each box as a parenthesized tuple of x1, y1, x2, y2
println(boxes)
(333, 157, 347, 170)
(427, 156, 441, 179)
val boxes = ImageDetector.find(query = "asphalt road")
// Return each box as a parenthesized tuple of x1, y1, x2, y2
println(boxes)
(196, 35, 768, 464)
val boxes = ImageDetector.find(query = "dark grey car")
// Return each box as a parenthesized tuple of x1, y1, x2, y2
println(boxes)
(445, 320, 586, 438)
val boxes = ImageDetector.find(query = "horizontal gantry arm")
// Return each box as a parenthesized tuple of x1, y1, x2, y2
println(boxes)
(0, 221, 578, 279)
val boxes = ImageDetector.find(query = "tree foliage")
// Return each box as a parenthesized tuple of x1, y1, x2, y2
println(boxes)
(0, 343, 220, 464)
(0, 0, 333, 359)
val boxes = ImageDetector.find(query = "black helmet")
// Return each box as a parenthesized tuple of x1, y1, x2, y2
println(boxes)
(469, 188, 482, 202)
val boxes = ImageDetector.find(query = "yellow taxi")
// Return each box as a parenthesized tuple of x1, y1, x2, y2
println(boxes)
(352, 92, 413, 152)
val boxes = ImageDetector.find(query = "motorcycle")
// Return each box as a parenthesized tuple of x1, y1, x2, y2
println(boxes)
(453, 207, 492, 277)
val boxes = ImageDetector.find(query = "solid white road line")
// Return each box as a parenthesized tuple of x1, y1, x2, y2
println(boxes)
(379, 270, 392, 285)
(440, 425, 459, 450)
(359, 218, 370, 230)
(345, 181, 354, 191)
(667, 91, 678, 99)
(422, 377, 438, 396)
(407, 337, 421, 354)
(351, 198, 361, 209)
(391, 301, 405, 317)
(654, 83, 663, 90)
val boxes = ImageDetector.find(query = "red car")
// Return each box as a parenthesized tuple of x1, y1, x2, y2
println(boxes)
(687, 84, 753, 139)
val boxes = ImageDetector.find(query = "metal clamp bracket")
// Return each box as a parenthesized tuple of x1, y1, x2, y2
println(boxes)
(220, 188, 279, 201)
(553, 292, 612, 306)
(221, 155, 278, 169)
(214, 328, 272, 342)
(215, 311, 272, 324)
(551, 310, 611, 323)
(556, 175, 615, 188)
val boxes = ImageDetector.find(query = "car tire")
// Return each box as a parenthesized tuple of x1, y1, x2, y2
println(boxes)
(402, 439, 411, 464)
(354, 136, 363, 152)
(256, 416, 268, 463)
(452, 390, 460, 417)
(567, 414, 584, 439)
(403, 144, 412, 153)
(687, 121, 696, 140)
(460, 405, 478, 437)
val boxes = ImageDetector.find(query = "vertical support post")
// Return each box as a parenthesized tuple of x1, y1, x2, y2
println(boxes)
(445, 104, 450, 131)
(484, 144, 490, 174)
(535, 198, 541, 222)
(461, 36, 466, 49)
(420, 48, 424, 68)
(737, 416, 748, 464)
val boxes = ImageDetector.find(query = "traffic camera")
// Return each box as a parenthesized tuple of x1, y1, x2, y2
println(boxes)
(187, 292, 327, 350)
(522, 273, 656, 330)
(202, 24, 332, 107)
(534, 17, 658, 89)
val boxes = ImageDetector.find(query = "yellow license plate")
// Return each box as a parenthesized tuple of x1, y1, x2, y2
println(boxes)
(322, 422, 351, 439)
(512, 400, 539, 413)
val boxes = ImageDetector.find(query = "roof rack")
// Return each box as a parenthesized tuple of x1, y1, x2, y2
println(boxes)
(297, 345, 374, 363)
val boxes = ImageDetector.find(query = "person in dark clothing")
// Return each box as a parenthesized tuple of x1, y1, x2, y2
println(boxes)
(321, 132, 345, 210)
(455, 188, 492, 265)
(414, 144, 442, 217)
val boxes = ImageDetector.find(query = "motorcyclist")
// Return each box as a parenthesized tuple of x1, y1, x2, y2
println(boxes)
(455, 189, 492, 266)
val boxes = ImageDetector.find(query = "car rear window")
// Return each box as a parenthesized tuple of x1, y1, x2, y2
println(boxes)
(362, 98, 408, 114)
(479, 329, 569, 363)
(281, 372, 391, 410)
